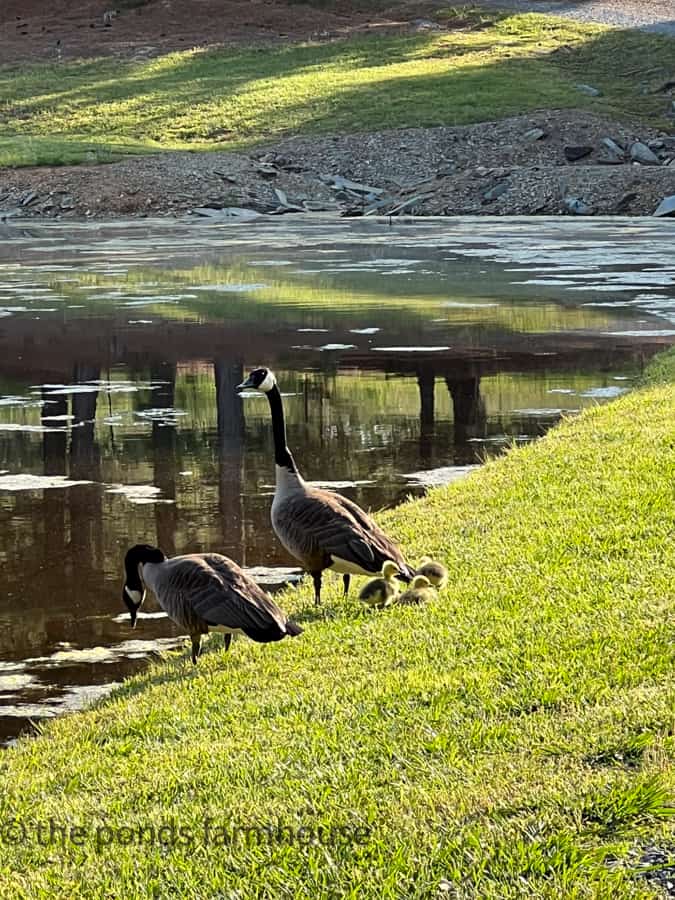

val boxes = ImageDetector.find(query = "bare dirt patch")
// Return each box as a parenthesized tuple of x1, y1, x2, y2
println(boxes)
(0, 0, 442, 65)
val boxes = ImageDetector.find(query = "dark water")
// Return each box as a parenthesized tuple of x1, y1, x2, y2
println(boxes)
(0, 216, 673, 744)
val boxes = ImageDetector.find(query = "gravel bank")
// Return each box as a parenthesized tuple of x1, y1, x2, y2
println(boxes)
(2, 111, 674, 221)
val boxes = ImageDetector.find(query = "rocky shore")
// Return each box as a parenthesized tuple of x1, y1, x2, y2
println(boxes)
(2, 110, 675, 221)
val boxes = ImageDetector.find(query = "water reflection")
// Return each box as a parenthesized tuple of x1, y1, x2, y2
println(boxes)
(0, 217, 673, 744)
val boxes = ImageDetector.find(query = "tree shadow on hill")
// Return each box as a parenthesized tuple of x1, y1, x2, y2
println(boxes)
(45, 24, 675, 150)
(2, 15, 673, 168)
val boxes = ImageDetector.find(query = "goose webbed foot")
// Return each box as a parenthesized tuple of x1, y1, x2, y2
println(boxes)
(312, 572, 322, 606)
(223, 633, 232, 653)
(342, 574, 351, 598)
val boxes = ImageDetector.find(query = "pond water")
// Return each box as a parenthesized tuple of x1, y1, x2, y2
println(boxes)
(0, 215, 673, 744)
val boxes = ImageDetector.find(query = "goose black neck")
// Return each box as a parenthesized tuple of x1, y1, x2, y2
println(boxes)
(124, 544, 165, 588)
(267, 384, 296, 472)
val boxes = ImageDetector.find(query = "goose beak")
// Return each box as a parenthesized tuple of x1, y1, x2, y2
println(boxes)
(235, 376, 254, 393)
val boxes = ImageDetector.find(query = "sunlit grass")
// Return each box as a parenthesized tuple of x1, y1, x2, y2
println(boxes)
(1, 12, 673, 167)
(0, 351, 672, 897)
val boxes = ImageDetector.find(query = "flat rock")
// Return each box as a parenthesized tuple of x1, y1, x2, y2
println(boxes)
(523, 128, 546, 142)
(192, 206, 261, 220)
(602, 137, 625, 159)
(412, 18, 441, 31)
(326, 174, 384, 195)
(576, 84, 602, 97)
(653, 194, 675, 217)
(564, 145, 593, 162)
(302, 200, 340, 211)
(630, 141, 661, 165)
(483, 181, 509, 202)
(564, 196, 593, 216)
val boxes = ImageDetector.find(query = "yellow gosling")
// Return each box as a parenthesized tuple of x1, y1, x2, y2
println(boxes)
(416, 555, 448, 589)
(358, 561, 400, 608)
(396, 574, 436, 606)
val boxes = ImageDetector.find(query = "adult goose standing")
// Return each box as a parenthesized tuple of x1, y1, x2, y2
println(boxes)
(122, 544, 303, 664)
(236, 367, 415, 604)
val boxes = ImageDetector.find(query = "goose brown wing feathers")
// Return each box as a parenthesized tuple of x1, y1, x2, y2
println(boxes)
(164, 555, 288, 635)
(276, 488, 412, 577)
(332, 493, 411, 570)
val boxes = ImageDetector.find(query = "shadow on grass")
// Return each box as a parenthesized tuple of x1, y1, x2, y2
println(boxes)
(107, 592, 351, 702)
(0, 15, 673, 165)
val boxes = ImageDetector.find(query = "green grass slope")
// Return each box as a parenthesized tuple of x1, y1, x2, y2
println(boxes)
(0, 351, 673, 898)
(1, 11, 674, 166)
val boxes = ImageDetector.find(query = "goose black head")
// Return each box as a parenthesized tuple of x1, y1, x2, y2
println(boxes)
(236, 367, 276, 394)
(122, 544, 165, 627)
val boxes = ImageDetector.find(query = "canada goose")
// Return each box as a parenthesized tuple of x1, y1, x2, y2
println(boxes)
(236, 367, 414, 604)
(396, 574, 436, 606)
(359, 561, 400, 608)
(122, 544, 303, 664)
(416, 556, 448, 589)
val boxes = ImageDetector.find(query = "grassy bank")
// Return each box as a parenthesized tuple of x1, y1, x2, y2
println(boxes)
(0, 352, 673, 897)
(1, 10, 674, 167)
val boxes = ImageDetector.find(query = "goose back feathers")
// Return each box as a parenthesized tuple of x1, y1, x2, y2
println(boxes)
(142, 553, 299, 643)
(271, 486, 411, 579)
(123, 545, 302, 662)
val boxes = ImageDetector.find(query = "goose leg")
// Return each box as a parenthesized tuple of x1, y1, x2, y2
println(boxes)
(191, 634, 202, 665)
(342, 574, 351, 598)
(223, 633, 232, 652)
(312, 571, 322, 606)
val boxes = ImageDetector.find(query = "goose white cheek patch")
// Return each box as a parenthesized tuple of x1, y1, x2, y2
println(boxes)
(125, 587, 143, 604)
(259, 371, 276, 392)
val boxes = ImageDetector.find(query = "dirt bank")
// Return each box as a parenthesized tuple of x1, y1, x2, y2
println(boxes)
(2, 111, 674, 221)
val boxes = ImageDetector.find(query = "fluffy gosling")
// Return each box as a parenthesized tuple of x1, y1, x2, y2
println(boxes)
(358, 561, 400, 608)
(416, 555, 448, 589)
(396, 574, 436, 606)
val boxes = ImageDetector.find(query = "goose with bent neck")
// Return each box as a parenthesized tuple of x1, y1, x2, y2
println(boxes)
(236, 367, 415, 605)
(122, 543, 303, 664)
